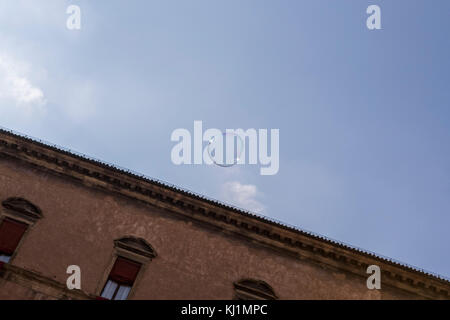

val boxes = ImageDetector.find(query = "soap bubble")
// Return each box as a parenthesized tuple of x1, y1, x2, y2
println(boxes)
(207, 131, 244, 167)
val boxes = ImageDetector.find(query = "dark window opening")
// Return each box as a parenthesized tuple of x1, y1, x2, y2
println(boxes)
(0, 218, 28, 263)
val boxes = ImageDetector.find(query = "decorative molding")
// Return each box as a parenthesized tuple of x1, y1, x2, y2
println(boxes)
(114, 236, 157, 261)
(234, 279, 278, 300)
(0, 129, 449, 299)
(2, 197, 42, 223)
(0, 262, 93, 300)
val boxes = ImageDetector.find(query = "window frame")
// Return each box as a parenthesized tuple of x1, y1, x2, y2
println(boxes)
(0, 198, 42, 264)
(100, 279, 133, 301)
(96, 236, 156, 300)
(0, 217, 29, 262)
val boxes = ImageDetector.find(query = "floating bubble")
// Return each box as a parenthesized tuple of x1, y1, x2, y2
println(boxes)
(207, 131, 244, 167)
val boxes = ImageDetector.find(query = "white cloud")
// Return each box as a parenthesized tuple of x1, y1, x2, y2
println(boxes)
(221, 181, 266, 213)
(0, 54, 46, 115)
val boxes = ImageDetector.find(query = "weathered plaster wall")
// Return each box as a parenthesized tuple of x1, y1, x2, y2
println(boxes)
(0, 157, 421, 299)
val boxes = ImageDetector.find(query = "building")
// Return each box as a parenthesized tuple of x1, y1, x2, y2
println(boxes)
(0, 128, 448, 300)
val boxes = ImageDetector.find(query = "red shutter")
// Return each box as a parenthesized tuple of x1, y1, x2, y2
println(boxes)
(0, 218, 28, 255)
(109, 257, 141, 285)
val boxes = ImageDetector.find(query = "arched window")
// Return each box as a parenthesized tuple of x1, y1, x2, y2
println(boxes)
(233, 279, 278, 300)
(0, 198, 42, 263)
(99, 236, 156, 300)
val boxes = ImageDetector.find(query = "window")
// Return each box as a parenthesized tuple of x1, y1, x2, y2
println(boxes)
(98, 236, 156, 300)
(0, 197, 42, 263)
(233, 279, 278, 300)
(100, 257, 142, 300)
(0, 218, 28, 263)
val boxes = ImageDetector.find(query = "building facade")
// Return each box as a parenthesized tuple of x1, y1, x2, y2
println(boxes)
(0, 128, 448, 300)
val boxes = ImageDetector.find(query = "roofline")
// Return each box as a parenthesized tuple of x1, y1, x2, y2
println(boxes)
(0, 126, 449, 297)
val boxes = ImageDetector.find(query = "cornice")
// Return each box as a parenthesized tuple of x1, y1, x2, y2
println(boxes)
(0, 262, 93, 300)
(0, 128, 449, 299)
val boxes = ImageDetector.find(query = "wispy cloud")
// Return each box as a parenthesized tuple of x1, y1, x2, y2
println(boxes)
(0, 54, 46, 115)
(221, 181, 266, 213)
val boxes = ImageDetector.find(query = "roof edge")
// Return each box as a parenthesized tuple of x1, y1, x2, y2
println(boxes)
(0, 126, 449, 294)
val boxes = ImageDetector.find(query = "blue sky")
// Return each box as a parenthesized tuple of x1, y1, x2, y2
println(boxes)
(0, 1, 449, 278)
